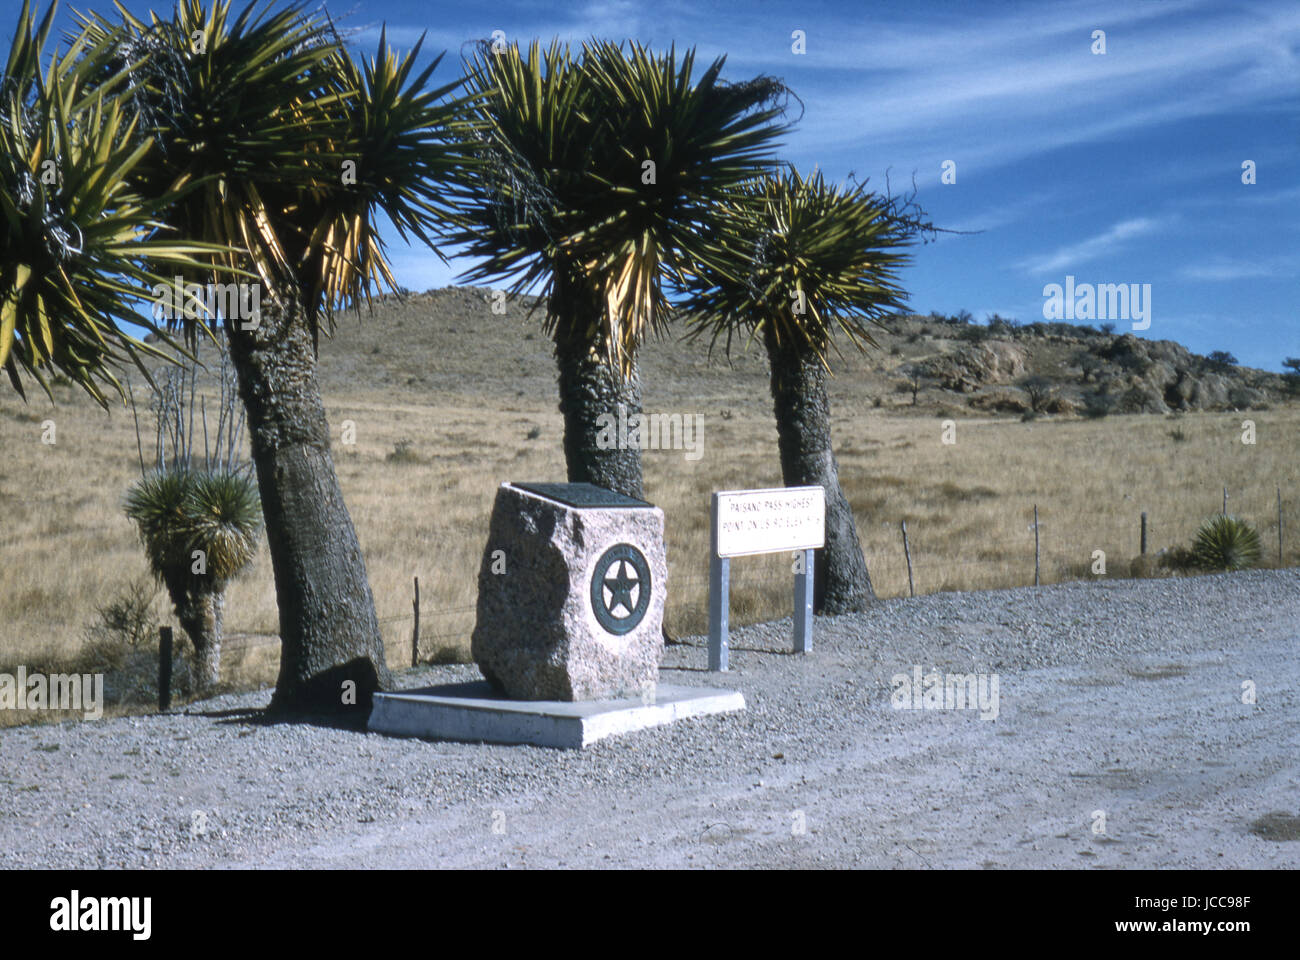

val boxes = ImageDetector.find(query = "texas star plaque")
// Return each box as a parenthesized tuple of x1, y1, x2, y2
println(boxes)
(590, 543, 651, 635)
(470, 482, 667, 701)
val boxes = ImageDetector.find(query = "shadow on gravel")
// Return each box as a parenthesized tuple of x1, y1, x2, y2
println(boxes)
(183, 707, 264, 721)
(1250, 812, 1300, 841)
(662, 647, 802, 675)
(187, 707, 371, 734)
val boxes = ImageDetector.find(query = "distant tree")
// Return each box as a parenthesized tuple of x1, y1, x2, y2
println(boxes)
(1081, 390, 1115, 419)
(902, 364, 924, 406)
(954, 308, 973, 325)
(1077, 354, 1102, 383)
(1099, 322, 1116, 335)
(1281, 357, 1300, 394)
(1207, 350, 1239, 371)
(1019, 374, 1055, 413)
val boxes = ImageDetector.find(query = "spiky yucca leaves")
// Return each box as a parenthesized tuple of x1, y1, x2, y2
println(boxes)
(679, 168, 920, 362)
(185, 472, 261, 577)
(124, 468, 260, 693)
(124, 469, 260, 596)
(1192, 515, 1262, 572)
(455, 39, 789, 373)
(124, 469, 191, 579)
(75, 0, 474, 331)
(0, 0, 233, 406)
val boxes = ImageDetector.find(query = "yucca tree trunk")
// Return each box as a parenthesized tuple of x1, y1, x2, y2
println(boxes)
(176, 588, 224, 695)
(223, 293, 392, 714)
(551, 282, 646, 499)
(764, 325, 876, 614)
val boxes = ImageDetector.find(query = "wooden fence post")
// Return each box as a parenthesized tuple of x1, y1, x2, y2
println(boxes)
(1140, 512, 1148, 555)
(1033, 504, 1040, 587)
(411, 575, 420, 668)
(1279, 486, 1285, 565)
(1223, 486, 1228, 516)
(158, 626, 173, 712)
(901, 520, 915, 597)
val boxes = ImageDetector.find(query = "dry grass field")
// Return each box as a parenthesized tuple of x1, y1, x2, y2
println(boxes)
(2, 287, 1295, 717)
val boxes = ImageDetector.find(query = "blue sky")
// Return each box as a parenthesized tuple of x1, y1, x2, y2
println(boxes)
(27, 0, 1300, 370)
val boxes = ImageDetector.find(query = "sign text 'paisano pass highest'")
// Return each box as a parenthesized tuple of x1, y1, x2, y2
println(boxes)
(713, 485, 825, 558)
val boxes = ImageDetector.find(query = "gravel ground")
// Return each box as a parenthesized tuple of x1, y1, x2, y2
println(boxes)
(3, 569, 1298, 869)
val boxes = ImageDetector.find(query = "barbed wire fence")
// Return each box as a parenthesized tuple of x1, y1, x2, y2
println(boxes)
(5, 481, 1293, 668)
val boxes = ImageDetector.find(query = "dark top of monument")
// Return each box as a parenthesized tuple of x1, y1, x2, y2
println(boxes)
(513, 482, 653, 510)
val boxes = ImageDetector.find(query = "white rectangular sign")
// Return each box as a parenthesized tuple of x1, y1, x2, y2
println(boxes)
(713, 486, 825, 558)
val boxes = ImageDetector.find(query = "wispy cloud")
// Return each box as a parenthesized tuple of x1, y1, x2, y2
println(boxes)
(351, 0, 663, 58)
(1177, 254, 1299, 282)
(346, 0, 1300, 182)
(1014, 218, 1165, 275)
(940, 190, 1063, 236)
(766, 0, 1300, 179)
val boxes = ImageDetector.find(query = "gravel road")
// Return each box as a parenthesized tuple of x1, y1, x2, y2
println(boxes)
(3, 569, 1298, 869)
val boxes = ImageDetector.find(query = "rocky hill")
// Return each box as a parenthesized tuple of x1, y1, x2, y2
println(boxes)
(139, 286, 1291, 419)
(879, 314, 1288, 418)
(309, 288, 1292, 420)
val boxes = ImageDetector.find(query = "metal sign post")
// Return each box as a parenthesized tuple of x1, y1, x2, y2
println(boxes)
(707, 493, 730, 671)
(793, 547, 814, 653)
(707, 486, 825, 671)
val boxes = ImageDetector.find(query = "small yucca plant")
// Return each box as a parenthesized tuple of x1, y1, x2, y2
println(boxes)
(1191, 515, 1261, 572)
(124, 469, 261, 695)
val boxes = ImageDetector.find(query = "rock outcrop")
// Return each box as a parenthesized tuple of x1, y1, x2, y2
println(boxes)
(918, 341, 1028, 393)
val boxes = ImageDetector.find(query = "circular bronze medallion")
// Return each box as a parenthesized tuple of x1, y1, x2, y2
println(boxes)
(591, 543, 651, 635)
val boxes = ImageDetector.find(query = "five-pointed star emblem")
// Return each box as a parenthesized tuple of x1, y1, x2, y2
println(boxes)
(603, 560, 640, 616)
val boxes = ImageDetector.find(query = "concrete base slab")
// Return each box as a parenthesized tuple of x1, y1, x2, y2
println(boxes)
(367, 681, 745, 749)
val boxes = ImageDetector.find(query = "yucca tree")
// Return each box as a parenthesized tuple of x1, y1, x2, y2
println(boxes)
(125, 469, 261, 694)
(1, 0, 231, 406)
(680, 168, 930, 613)
(453, 39, 789, 497)
(78, 0, 475, 712)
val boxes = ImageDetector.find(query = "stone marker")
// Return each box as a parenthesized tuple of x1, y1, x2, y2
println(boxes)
(369, 480, 743, 748)
(471, 482, 667, 701)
